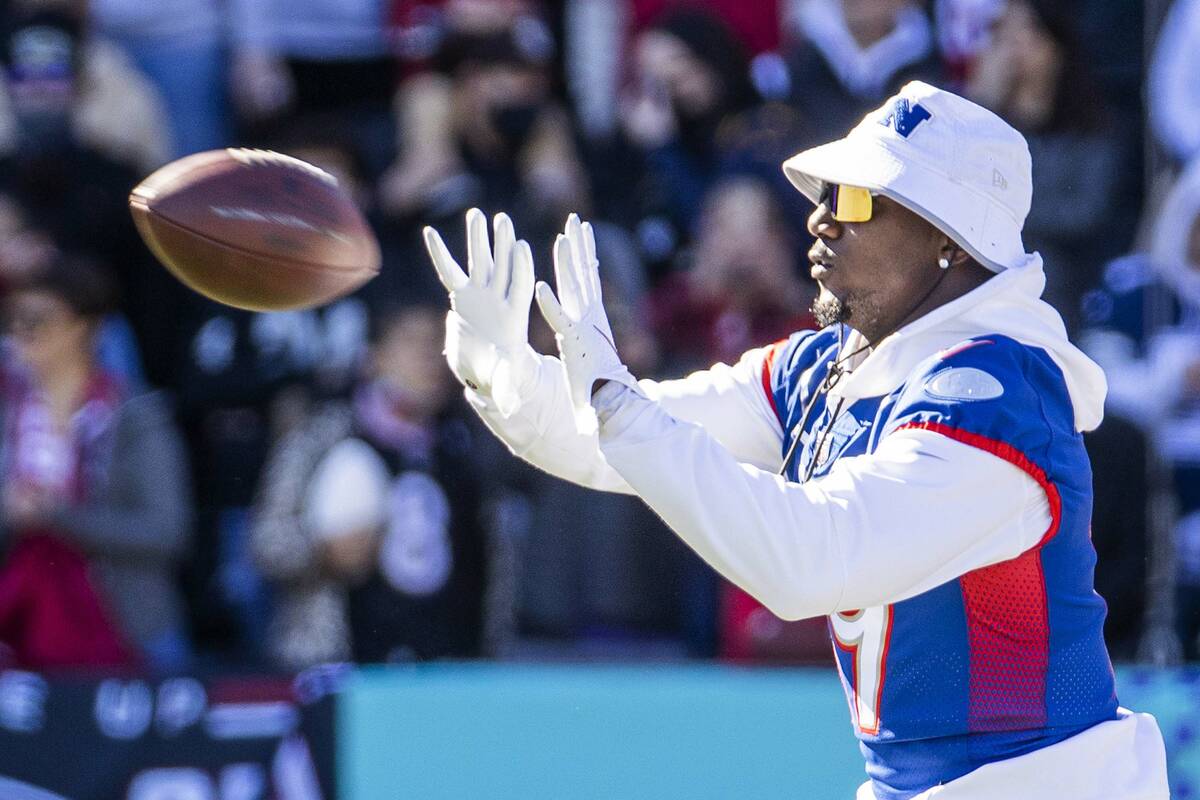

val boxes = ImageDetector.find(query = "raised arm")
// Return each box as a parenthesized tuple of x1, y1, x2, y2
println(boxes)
(530, 211, 1052, 620)
(592, 386, 1049, 619)
(463, 341, 786, 493)
(424, 211, 786, 493)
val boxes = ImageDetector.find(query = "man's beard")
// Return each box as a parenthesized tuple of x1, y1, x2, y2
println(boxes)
(811, 287, 886, 334)
(811, 290, 849, 328)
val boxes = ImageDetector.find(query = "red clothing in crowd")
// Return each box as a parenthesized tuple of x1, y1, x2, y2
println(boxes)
(631, 0, 782, 54)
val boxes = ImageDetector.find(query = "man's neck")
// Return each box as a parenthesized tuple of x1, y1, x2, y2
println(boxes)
(860, 262, 993, 346)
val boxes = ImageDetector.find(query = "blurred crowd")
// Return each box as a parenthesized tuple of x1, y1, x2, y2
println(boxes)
(0, 0, 1189, 676)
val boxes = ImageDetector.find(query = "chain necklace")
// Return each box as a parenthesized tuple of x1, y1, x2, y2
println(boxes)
(777, 327, 872, 479)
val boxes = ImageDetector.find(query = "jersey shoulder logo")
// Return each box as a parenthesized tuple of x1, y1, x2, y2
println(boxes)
(880, 99, 932, 138)
(924, 367, 1004, 402)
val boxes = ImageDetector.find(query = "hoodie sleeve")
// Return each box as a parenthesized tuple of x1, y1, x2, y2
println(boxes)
(589, 336, 1073, 619)
(465, 341, 793, 493)
(591, 381, 1049, 620)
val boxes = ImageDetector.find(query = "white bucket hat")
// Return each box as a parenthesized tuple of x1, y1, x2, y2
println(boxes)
(782, 81, 1033, 273)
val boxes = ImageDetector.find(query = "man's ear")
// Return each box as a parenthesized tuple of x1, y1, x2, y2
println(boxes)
(938, 239, 972, 269)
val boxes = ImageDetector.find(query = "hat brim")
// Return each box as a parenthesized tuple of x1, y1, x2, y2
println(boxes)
(782, 139, 1025, 273)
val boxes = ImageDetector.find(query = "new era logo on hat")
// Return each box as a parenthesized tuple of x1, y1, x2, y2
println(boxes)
(782, 81, 1033, 272)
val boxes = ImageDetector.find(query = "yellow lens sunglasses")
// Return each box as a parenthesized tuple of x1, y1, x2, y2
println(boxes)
(820, 183, 874, 223)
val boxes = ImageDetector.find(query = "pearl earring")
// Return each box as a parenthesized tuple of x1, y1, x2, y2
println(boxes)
(938, 257, 951, 270)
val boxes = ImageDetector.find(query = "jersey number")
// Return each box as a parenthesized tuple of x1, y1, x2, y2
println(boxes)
(831, 605, 894, 735)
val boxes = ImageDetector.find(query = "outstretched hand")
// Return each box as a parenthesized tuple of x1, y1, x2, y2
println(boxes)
(535, 214, 640, 423)
(423, 209, 535, 412)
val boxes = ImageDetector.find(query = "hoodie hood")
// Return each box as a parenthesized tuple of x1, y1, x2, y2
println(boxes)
(1151, 158, 1200, 308)
(827, 253, 1108, 432)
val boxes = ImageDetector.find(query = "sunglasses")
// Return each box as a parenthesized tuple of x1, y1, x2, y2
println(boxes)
(819, 183, 874, 223)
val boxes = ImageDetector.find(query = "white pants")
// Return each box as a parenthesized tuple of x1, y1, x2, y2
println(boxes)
(857, 710, 1169, 799)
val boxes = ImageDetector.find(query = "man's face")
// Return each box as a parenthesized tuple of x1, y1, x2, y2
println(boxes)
(806, 191, 943, 335)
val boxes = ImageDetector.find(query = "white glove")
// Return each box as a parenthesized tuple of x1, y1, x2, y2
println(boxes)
(535, 214, 641, 428)
(423, 208, 537, 414)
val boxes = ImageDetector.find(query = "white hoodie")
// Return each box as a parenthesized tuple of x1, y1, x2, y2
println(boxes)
(468, 255, 1107, 617)
(466, 258, 1166, 799)
(463, 255, 1118, 639)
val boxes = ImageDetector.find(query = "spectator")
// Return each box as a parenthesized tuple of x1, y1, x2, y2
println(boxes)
(0, 198, 147, 389)
(564, 0, 785, 142)
(785, 0, 942, 146)
(0, 5, 178, 387)
(965, 0, 1126, 333)
(252, 303, 489, 669)
(630, 0, 784, 55)
(933, 0, 1004, 85)
(167, 296, 333, 662)
(0, 257, 193, 673)
(228, 0, 400, 176)
(647, 177, 814, 372)
(1079, 158, 1200, 658)
(615, 6, 761, 254)
(1151, 0, 1200, 163)
(0, 1, 170, 173)
(383, 4, 585, 244)
(89, 0, 228, 158)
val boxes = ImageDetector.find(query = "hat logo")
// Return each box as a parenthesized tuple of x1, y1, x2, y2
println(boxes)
(880, 98, 932, 138)
(992, 169, 1008, 190)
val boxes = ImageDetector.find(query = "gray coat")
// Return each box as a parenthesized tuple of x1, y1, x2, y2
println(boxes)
(1, 391, 194, 652)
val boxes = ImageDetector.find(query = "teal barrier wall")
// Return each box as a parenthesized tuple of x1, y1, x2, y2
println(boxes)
(341, 665, 1200, 799)
(1119, 668, 1200, 798)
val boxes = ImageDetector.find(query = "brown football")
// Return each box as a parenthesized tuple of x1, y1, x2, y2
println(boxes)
(129, 148, 381, 311)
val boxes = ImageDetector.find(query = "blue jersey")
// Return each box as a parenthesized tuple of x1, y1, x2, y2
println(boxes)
(763, 328, 1118, 799)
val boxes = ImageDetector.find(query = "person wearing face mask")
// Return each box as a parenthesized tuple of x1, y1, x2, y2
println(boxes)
(614, 7, 762, 271)
(252, 303, 490, 669)
(380, 4, 587, 242)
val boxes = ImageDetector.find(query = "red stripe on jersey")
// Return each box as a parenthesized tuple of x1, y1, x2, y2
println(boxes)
(760, 339, 788, 426)
(960, 550, 1049, 731)
(895, 421, 1059, 732)
(893, 422, 1062, 546)
(938, 339, 995, 360)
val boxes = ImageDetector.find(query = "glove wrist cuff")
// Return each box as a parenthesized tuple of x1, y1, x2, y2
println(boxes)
(491, 344, 542, 416)
(596, 365, 641, 397)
